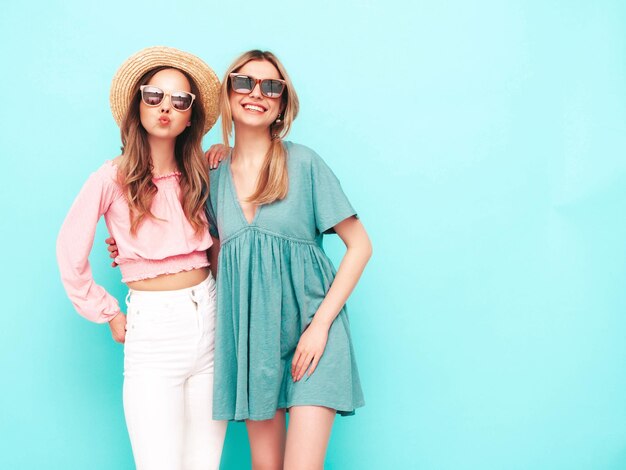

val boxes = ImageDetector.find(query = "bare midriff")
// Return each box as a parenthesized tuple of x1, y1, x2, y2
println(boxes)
(126, 267, 210, 291)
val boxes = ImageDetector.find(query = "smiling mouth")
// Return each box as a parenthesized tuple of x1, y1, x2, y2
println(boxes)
(243, 104, 267, 113)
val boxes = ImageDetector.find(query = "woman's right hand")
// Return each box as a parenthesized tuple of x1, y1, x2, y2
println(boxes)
(105, 237, 119, 267)
(108, 312, 127, 343)
(205, 144, 230, 169)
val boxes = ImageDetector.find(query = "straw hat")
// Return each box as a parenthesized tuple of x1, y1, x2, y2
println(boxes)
(110, 46, 220, 135)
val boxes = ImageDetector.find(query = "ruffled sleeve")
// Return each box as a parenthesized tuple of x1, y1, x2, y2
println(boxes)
(56, 164, 121, 323)
(310, 151, 357, 234)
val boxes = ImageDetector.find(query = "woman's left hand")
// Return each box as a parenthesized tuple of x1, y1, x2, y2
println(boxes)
(205, 144, 230, 169)
(291, 322, 329, 381)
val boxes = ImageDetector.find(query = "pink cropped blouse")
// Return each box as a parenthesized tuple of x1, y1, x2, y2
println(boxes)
(57, 160, 212, 323)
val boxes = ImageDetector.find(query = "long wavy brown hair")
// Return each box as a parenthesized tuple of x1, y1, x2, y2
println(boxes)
(221, 51, 299, 205)
(117, 66, 209, 237)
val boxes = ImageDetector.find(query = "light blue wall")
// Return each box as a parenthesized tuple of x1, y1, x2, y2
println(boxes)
(1, 1, 625, 469)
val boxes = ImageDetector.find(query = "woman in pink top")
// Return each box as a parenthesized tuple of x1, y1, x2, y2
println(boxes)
(56, 47, 226, 470)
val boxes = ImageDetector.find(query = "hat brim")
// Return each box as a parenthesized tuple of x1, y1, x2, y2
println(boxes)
(110, 46, 220, 135)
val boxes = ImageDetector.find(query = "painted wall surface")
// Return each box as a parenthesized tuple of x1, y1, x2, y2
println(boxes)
(1, 1, 625, 469)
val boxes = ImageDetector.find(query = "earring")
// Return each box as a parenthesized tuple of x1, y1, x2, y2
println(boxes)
(186, 121, 191, 127)
(275, 113, 283, 124)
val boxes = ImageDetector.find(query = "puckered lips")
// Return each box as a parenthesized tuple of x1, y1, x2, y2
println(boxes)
(158, 116, 171, 125)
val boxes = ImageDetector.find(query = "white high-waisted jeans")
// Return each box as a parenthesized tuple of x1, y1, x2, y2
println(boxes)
(123, 274, 227, 470)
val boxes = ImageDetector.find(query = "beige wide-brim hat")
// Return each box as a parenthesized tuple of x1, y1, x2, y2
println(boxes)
(110, 46, 221, 135)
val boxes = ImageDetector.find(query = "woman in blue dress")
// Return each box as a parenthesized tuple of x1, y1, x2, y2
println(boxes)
(209, 50, 372, 469)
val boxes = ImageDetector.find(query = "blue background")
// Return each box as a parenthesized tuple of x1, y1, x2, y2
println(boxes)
(1, 1, 626, 469)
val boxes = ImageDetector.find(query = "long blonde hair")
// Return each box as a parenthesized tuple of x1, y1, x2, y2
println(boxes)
(220, 50, 299, 205)
(117, 66, 209, 237)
